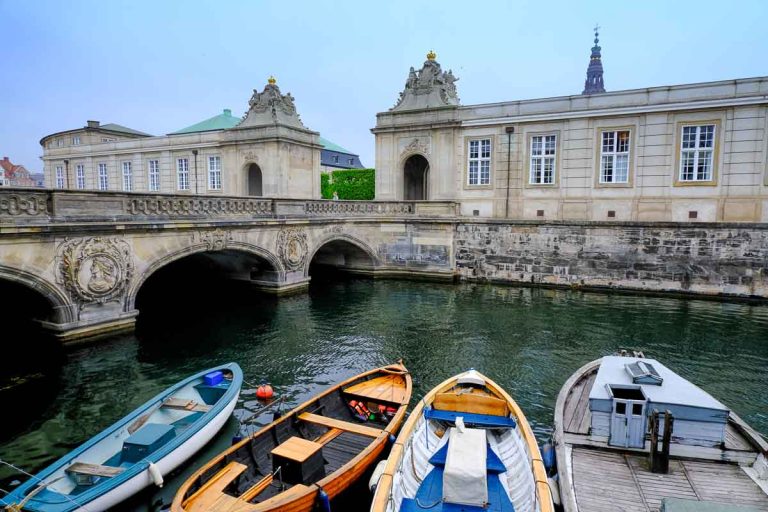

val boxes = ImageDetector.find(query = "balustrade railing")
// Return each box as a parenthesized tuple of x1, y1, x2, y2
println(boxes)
(0, 188, 459, 223)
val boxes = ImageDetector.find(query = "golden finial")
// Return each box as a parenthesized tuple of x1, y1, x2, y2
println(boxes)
(267, 75, 276, 85)
(426, 50, 436, 61)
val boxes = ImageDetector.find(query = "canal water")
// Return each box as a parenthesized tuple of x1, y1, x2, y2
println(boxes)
(1, 276, 767, 510)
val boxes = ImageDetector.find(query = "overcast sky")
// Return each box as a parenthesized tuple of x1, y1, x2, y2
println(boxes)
(1, 0, 767, 171)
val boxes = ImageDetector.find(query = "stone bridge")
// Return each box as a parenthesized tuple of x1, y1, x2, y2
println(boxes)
(0, 189, 459, 342)
(3, 188, 767, 343)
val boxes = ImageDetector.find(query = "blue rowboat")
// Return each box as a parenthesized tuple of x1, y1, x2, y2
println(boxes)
(1, 363, 242, 512)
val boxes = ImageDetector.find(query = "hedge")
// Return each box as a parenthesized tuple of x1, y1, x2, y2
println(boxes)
(320, 168, 375, 200)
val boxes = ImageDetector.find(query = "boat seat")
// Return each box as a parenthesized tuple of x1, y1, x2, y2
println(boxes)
(400, 470, 514, 512)
(65, 462, 125, 478)
(424, 408, 517, 429)
(162, 397, 212, 413)
(297, 412, 383, 438)
(182, 461, 247, 511)
(429, 439, 507, 474)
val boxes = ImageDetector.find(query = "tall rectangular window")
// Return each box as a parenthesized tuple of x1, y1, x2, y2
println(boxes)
(98, 163, 108, 190)
(208, 156, 221, 190)
(177, 158, 189, 190)
(468, 139, 491, 185)
(148, 159, 160, 191)
(680, 124, 715, 181)
(600, 130, 630, 183)
(530, 134, 556, 184)
(122, 161, 132, 191)
(75, 164, 86, 189)
(72, 136, 81, 145)
(55, 165, 65, 188)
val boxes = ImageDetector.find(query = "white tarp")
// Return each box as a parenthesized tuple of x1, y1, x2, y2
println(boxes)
(442, 425, 487, 506)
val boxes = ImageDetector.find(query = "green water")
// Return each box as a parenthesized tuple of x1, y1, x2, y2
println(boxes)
(1, 278, 767, 510)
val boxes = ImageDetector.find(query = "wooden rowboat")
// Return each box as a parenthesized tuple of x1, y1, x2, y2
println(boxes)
(1, 363, 242, 512)
(370, 369, 554, 512)
(171, 362, 412, 512)
(553, 356, 768, 511)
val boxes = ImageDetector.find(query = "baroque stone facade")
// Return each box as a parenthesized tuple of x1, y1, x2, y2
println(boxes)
(373, 51, 768, 222)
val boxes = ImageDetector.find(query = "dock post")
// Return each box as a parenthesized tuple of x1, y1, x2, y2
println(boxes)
(659, 410, 674, 473)
(649, 409, 660, 472)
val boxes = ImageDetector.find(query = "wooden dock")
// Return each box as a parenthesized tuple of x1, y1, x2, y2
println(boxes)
(555, 359, 768, 512)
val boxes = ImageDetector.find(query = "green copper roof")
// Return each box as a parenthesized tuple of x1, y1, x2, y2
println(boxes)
(169, 109, 241, 134)
(318, 136, 352, 154)
(100, 123, 152, 137)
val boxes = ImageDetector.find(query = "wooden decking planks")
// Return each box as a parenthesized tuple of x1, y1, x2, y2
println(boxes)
(343, 374, 407, 404)
(726, 422, 756, 451)
(564, 371, 596, 434)
(572, 447, 768, 512)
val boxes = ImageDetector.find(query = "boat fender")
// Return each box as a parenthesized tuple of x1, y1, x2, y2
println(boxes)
(317, 488, 331, 512)
(148, 462, 163, 488)
(547, 476, 561, 506)
(232, 435, 243, 445)
(388, 434, 396, 444)
(368, 460, 387, 493)
(541, 442, 556, 474)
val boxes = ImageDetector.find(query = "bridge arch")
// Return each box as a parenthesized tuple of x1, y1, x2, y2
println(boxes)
(127, 242, 284, 312)
(0, 264, 76, 324)
(306, 235, 378, 277)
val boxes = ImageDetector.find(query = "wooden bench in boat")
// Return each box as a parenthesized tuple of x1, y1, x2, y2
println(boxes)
(297, 412, 384, 438)
(343, 374, 408, 405)
(182, 461, 247, 511)
(162, 397, 212, 413)
(65, 462, 125, 478)
(433, 391, 509, 417)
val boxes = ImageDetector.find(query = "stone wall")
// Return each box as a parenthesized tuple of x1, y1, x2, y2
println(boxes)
(455, 220, 768, 299)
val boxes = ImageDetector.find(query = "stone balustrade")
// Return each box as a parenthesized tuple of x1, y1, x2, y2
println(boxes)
(0, 188, 459, 223)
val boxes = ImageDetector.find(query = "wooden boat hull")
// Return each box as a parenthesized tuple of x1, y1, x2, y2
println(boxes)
(553, 357, 768, 512)
(2, 363, 243, 512)
(172, 362, 412, 512)
(370, 370, 554, 512)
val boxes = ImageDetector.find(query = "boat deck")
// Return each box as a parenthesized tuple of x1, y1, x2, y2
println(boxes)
(558, 361, 768, 512)
(571, 447, 768, 512)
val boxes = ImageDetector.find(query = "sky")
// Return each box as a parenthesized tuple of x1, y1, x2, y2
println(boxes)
(1, 0, 767, 171)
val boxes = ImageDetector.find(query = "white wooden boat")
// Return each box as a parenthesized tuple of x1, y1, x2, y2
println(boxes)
(370, 369, 554, 512)
(553, 356, 768, 511)
(1, 363, 242, 512)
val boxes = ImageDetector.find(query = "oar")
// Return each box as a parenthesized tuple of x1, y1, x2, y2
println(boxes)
(127, 401, 163, 435)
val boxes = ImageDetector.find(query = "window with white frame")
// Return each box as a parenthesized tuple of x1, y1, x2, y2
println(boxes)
(468, 139, 491, 185)
(530, 134, 557, 184)
(208, 156, 221, 190)
(177, 158, 189, 190)
(122, 161, 132, 191)
(75, 164, 86, 189)
(72, 136, 81, 145)
(55, 165, 65, 188)
(98, 163, 108, 190)
(148, 159, 160, 191)
(680, 124, 715, 181)
(56, 139, 63, 147)
(600, 130, 631, 183)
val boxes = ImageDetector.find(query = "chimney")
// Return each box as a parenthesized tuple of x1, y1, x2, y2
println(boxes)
(2, 157, 8, 162)
(223, 109, 231, 116)
(87, 120, 100, 128)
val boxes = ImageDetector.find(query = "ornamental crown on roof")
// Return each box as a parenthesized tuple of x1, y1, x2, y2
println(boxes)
(391, 51, 460, 111)
(236, 76, 307, 129)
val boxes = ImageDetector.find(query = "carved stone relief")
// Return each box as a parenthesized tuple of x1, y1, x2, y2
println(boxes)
(195, 229, 233, 251)
(57, 237, 133, 306)
(402, 138, 431, 156)
(277, 228, 308, 271)
(391, 52, 460, 111)
(242, 151, 260, 163)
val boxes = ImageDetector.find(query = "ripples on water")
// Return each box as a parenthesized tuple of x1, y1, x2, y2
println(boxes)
(1, 278, 767, 510)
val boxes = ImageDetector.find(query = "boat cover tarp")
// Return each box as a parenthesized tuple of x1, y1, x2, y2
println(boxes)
(443, 427, 487, 506)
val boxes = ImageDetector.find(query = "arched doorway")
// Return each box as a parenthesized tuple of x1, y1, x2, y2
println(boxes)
(247, 164, 263, 196)
(403, 154, 429, 200)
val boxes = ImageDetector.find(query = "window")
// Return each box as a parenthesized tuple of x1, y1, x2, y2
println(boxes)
(615, 402, 626, 415)
(56, 139, 63, 147)
(530, 135, 556, 184)
(348, 158, 354, 165)
(177, 158, 189, 190)
(208, 156, 221, 190)
(468, 139, 491, 185)
(122, 162, 132, 191)
(679, 124, 715, 181)
(98, 163, 108, 190)
(72, 136, 81, 145)
(55, 165, 65, 188)
(75, 164, 85, 189)
(148, 160, 160, 191)
(600, 130, 630, 183)
(632, 403, 644, 416)
(332, 155, 339, 163)
(101, 137, 116, 143)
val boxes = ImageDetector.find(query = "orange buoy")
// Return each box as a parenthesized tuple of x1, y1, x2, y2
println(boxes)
(256, 381, 274, 400)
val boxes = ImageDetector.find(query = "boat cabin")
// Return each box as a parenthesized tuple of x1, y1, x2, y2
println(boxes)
(588, 357, 730, 449)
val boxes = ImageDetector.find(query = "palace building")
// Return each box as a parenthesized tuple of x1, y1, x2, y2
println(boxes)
(373, 33, 768, 222)
(40, 77, 360, 198)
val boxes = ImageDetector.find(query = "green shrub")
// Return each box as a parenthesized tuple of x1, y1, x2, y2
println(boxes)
(321, 168, 375, 200)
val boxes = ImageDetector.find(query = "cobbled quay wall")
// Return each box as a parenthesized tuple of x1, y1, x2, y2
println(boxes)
(454, 221, 768, 300)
